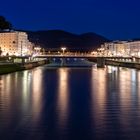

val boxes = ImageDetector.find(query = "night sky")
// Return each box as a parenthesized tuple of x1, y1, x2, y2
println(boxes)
(1, 0, 140, 40)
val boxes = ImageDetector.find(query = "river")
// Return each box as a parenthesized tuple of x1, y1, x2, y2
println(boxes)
(0, 60, 140, 140)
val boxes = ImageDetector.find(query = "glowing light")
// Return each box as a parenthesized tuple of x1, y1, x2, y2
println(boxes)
(61, 47, 66, 54)
(91, 51, 97, 55)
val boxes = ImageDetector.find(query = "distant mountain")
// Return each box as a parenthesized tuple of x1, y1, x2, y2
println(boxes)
(26, 30, 109, 51)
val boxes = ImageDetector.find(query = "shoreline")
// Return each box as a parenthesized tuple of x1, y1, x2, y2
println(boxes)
(105, 60, 140, 69)
(0, 59, 48, 75)
(88, 58, 140, 70)
(1, 58, 140, 75)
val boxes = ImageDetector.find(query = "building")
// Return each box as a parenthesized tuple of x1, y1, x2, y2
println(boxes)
(126, 41, 140, 56)
(101, 40, 140, 57)
(0, 31, 33, 56)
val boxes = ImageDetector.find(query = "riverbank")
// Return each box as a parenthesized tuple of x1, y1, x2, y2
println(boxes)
(105, 59, 140, 69)
(0, 59, 48, 75)
(88, 58, 140, 69)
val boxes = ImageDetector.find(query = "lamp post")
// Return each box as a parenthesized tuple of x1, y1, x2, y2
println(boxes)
(61, 47, 66, 55)
(34, 47, 41, 55)
(60, 47, 66, 66)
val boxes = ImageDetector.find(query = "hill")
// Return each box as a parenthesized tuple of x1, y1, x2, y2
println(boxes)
(26, 30, 109, 51)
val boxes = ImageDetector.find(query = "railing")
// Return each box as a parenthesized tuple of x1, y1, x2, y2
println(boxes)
(0, 54, 139, 64)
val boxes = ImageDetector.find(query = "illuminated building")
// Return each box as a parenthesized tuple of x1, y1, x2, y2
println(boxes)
(102, 40, 140, 56)
(0, 31, 33, 56)
(126, 41, 140, 56)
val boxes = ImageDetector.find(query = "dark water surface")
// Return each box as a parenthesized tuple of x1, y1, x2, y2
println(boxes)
(0, 65, 140, 140)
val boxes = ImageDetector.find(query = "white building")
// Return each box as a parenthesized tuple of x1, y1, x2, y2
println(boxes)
(126, 41, 140, 56)
(0, 31, 33, 56)
(101, 41, 140, 57)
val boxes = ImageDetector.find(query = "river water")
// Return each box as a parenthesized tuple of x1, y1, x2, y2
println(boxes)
(0, 60, 140, 140)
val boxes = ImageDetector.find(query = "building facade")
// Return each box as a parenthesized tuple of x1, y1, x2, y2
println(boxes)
(101, 41, 140, 57)
(0, 31, 33, 56)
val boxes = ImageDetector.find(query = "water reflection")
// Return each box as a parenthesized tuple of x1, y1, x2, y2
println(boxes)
(90, 66, 140, 139)
(91, 68, 107, 117)
(0, 68, 44, 138)
(0, 66, 140, 139)
(57, 68, 69, 129)
(31, 68, 43, 123)
(91, 68, 107, 138)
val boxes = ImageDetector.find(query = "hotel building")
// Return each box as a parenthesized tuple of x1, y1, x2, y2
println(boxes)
(0, 31, 33, 56)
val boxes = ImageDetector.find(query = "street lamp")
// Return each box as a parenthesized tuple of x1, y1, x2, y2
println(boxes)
(34, 47, 41, 55)
(61, 47, 66, 55)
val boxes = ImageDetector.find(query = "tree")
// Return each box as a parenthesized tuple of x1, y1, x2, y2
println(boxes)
(0, 16, 12, 30)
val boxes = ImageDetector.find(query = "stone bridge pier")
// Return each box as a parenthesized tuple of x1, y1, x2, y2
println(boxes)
(97, 57, 105, 68)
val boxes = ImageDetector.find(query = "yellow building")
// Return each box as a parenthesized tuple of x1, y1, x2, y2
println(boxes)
(0, 31, 32, 56)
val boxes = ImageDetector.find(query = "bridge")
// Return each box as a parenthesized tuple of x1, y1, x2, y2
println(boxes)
(34, 54, 136, 68)
(34, 54, 132, 59)
(1, 54, 139, 68)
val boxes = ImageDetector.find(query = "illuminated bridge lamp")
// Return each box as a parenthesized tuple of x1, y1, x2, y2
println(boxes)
(61, 47, 66, 54)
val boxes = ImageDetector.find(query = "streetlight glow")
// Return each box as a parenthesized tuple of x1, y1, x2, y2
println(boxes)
(61, 47, 66, 54)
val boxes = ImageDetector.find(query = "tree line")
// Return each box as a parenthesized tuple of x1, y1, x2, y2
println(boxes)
(0, 16, 12, 30)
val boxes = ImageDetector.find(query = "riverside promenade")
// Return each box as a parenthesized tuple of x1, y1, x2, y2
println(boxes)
(105, 59, 140, 69)
(1, 54, 140, 75)
(89, 57, 140, 69)
(0, 56, 48, 75)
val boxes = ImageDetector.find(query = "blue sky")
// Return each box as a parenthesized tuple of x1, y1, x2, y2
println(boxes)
(1, 0, 140, 40)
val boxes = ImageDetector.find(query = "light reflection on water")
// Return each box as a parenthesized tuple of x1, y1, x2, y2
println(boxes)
(91, 68, 107, 137)
(0, 66, 140, 139)
(57, 68, 69, 129)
